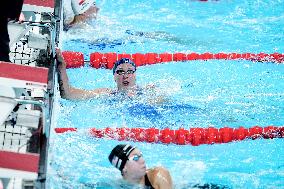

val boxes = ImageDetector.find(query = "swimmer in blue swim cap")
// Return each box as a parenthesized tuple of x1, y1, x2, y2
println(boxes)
(57, 49, 142, 100)
(112, 58, 137, 92)
(108, 144, 173, 189)
(57, 49, 168, 103)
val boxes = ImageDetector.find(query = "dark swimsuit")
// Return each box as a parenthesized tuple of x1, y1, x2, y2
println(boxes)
(145, 174, 155, 189)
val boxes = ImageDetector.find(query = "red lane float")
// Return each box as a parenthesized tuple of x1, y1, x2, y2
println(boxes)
(62, 51, 284, 69)
(55, 126, 284, 146)
(62, 51, 84, 68)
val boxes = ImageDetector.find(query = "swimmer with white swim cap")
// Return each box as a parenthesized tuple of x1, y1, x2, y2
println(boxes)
(63, 0, 99, 29)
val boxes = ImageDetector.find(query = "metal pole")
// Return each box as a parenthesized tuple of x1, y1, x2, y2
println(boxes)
(36, 0, 62, 188)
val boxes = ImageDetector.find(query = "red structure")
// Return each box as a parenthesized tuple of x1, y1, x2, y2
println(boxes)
(62, 51, 284, 69)
(55, 126, 284, 146)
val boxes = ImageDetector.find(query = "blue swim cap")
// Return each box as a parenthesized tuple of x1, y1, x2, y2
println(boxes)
(113, 58, 136, 75)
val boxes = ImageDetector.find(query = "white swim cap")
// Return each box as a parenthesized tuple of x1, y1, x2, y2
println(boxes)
(72, 0, 95, 15)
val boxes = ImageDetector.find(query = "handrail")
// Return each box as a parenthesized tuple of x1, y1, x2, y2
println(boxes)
(35, 0, 62, 188)
(0, 96, 45, 106)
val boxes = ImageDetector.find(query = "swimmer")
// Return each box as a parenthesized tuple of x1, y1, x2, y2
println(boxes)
(63, 0, 99, 30)
(109, 144, 173, 189)
(56, 48, 165, 103)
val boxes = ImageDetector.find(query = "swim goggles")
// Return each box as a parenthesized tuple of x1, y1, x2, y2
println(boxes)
(128, 152, 143, 161)
(115, 69, 136, 75)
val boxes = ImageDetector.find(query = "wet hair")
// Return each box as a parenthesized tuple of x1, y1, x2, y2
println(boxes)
(112, 58, 136, 75)
(108, 144, 136, 171)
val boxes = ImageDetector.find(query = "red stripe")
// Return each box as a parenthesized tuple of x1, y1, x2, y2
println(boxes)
(0, 62, 48, 84)
(54, 128, 78, 133)
(24, 0, 54, 8)
(79, 0, 85, 5)
(0, 151, 39, 173)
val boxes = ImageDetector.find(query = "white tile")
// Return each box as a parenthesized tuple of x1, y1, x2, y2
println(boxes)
(0, 125, 5, 131)
(0, 132, 4, 143)
(5, 125, 14, 133)
(13, 125, 22, 133)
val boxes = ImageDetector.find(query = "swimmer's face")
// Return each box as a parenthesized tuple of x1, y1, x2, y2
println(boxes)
(123, 148, 146, 177)
(114, 63, 136, 91)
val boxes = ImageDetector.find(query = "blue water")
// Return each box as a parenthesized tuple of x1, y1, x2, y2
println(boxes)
(48, 0, 284, 188)
(63, 0, 284, 58)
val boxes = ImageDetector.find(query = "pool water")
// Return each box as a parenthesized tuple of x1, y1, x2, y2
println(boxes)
(63, 0, 284, 56)
(48, 0, 284, 188)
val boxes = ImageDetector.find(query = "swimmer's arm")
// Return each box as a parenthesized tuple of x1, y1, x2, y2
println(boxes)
(64, 87, 112, 100)
(153, 167, 173, 189)
(56, 48, 112, 100)
(63, 0, 75, 26)
(69, 14, 87, 26)
(68, 6, 99, 27)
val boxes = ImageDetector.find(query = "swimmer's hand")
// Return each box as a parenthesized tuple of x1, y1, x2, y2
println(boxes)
(69, 6, 99, 26)
(55, 48, 66, 69)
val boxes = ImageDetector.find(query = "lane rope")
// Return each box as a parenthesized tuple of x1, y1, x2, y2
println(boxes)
(55, 126, 284, 146)
(61, 51, 284, 68)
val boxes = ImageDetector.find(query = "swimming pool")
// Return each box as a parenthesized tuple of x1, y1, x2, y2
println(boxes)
(48, 0, 284, 188)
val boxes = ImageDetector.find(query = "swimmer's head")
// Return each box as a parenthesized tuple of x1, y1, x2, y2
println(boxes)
(73, 0, 96, 15)
(109, 144, 136, 172)
(113, 58, 137, 91)
(113, 58, 136, 75)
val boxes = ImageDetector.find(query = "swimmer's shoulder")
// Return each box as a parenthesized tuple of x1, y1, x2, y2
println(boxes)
(147, 166, 173, 189)
(147, 166, 169, 175)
